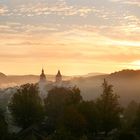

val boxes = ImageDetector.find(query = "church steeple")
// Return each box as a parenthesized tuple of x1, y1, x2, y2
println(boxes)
(42, 68, 44, 74)
(40, 68, 46, 82)
(55, 70, 62, 83)
(39, 68, 47, 99)
(56, 70, 61, 77)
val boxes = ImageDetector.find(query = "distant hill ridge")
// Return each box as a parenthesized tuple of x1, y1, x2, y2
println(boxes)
(0, 72, 7, 78)
(109, 69, 140, 78)
(0, 69, 140, 80)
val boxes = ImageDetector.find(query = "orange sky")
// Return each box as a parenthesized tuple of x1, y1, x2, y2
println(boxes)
(0, 0, 140, 75)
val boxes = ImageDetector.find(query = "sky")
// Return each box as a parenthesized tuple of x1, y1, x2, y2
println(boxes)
(0, 0, 140, 75)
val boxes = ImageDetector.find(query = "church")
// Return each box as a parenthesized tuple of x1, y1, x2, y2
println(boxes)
(38, 68, 64, 98)
(39, 68, 63, 85)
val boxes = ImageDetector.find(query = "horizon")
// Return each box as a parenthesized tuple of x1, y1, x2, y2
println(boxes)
(0, 0, 140, 75)
(1, 68, 140, 77)
(1, 69, 108, 76)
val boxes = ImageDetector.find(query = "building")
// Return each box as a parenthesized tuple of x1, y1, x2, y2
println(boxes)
(38, 68, 72, 97)
(55, 70, 62, 83)
(39, 69, 46, 83)
(55, 70, 62, 86)
(39, 69, 47, 99)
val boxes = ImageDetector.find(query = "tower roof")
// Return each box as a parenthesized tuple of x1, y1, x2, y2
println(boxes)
(56, 70, 62, 77)
(40, 68, 46, 80)
(42, 68, 44, 74)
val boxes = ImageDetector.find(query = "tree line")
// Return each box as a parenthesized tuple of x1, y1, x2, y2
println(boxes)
(0, 79, 140, 140)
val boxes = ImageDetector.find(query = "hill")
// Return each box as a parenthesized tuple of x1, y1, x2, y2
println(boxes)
(0, 72, 7, 78)
(71, 69, 140, 106)
(109, 69, 140, 79)
(0, 73, 71, 88)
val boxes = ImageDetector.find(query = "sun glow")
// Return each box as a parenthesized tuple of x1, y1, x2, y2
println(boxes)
(130, 60, 140, 70)
(132, 60, 140, 66)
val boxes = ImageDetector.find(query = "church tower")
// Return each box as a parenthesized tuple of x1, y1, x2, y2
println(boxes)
(55, 70, 62, 84)
(39, 68, 47, 98)
(39, 68, 46, 83)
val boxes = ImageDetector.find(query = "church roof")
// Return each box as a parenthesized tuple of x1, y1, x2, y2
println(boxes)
(40, 69, 46, 79)
(56, 70, 62, 77)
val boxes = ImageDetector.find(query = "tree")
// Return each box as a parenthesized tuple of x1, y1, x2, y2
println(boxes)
(9, 84, 45, 129)
(63, 105, 86, 137)
(47, 127, 76, 140)
(44, 86, 83, 133)
(96, 79, 122, 135)
(0, 108, 8, 140)
(78, 101, 99, 137)
(134, 104, 140, 135)
(124, 100, 138, 129)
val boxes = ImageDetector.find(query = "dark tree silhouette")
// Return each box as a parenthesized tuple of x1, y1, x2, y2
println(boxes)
(44, 86, 83, 134)
(9, 84, 45, 129)
(124, 100, 138, 129)
(78, 101, 99, 137)
(134, 104, 140, 135)
(0, 109, 8, 140)
(62, 105, 86, 137)
(96, 79, 122, 135)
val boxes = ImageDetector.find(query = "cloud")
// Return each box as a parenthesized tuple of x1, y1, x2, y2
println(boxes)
(0, 5, 8, 15)
(0, 45, 140, 65)
(110, 0, 140, 7)
(9, 1, 97, 17)
(2, 0, 139, 27)
(0, 22, 139, 48)
(2, 1, 115, 20)
(0, 22, 139, 64)
(0, 0, 139, 74)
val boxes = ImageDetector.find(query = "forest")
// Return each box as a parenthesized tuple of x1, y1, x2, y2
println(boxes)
(0, 79, 140, 140)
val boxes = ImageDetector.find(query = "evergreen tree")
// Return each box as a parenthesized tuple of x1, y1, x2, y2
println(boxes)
(96, 79, 122, 135)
